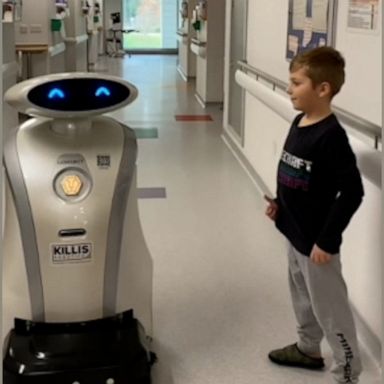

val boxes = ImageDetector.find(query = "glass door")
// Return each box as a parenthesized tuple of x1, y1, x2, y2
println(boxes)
(122, 0, 177, 51)
(123, 0, 161, 50)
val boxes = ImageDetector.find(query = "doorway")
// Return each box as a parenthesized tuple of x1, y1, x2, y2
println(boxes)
(122, 0, 177, 52)
(228, 0, 248, 144)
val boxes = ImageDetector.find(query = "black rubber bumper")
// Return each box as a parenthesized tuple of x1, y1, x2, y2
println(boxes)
(3, 310, 153, 384)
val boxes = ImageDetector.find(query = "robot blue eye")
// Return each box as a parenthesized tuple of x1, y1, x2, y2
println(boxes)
(48, 88, 65, 99)
(29, 79, 130, 111)
(95, 86, 111, 97)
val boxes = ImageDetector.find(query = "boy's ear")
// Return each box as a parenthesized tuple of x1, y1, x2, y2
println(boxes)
(317, 82, 332, 98)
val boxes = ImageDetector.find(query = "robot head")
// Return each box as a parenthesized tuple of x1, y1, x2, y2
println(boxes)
(5, 72, 138, 119)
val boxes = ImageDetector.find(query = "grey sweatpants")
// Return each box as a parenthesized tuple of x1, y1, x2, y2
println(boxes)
(287, 243, 362, 384)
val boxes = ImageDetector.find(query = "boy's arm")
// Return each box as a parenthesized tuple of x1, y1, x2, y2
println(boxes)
(264, 195, 278, 221)
(315, 129, 364, 254)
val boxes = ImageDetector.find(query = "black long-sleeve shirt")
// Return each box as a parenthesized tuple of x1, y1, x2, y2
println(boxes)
(275, 113, 364, 256)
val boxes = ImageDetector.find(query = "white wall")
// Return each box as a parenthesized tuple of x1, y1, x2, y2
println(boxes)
(223, 0, 382, 360)
(15, 0, 58, 46)
(334, 2, 382, 125)
(342, 137, 381, 342)
(245, 0, 382, 126)
(65, 0, 87, 38)
(104, 0, 122, 27)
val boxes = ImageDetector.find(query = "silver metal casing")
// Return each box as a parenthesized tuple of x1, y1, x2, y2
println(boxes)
(3, 73, 153, 340)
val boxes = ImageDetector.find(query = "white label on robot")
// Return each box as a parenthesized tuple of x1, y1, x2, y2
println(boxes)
(51, 243, 92, 264)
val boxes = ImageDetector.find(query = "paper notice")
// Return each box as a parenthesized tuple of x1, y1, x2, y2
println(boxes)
(312, 0, 329, 33)
(348, 0, 379, 31)
(292, 0, 307, 29)
(303, 18, 313, 46)
(318, 37, 327, 46)
(288, 34, 299, 55)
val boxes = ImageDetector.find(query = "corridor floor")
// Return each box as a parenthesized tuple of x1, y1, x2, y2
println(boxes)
(98, 54, 381, 384)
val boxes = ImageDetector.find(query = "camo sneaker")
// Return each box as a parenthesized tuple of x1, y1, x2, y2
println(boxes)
(268, 343, 325, 370)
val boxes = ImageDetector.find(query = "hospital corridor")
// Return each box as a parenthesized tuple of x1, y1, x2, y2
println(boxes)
(1, 1, 381, 383)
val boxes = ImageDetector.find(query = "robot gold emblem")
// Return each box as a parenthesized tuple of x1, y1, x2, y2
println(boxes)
(61, 175, 83, 196)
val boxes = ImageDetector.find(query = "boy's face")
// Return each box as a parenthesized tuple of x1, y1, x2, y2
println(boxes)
(287, 67, 329, 113)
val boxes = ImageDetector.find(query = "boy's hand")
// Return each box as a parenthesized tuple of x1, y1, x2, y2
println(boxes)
(310, 244, 332, 265)
(264, 195, 278, 221)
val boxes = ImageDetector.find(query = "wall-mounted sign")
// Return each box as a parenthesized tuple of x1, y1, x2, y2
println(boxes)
(286, 0, 337, 60)
(347, 0, 380, 32)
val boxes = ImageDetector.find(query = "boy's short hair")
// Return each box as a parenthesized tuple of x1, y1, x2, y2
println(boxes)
(289, 46, 345, 97)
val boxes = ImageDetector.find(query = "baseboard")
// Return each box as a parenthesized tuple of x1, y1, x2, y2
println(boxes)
(195, 93, 223, 110)
(195, 93, 206, 108)
(177, 66, 188, 82)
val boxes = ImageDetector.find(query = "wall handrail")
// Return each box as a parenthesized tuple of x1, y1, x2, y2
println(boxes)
(238, 60, 382, 143)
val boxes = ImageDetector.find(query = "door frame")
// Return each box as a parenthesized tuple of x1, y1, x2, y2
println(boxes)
(227, 0, 248, 147)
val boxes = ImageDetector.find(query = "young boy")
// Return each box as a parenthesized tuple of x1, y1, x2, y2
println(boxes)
(265, 46, 364, 384)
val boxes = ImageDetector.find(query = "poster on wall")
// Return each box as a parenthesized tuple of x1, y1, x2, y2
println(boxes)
(286, 0, 337, 60)
(347, 0, 380, 32)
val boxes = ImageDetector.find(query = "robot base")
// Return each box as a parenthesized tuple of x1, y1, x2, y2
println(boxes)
(3, 310, 155, 384)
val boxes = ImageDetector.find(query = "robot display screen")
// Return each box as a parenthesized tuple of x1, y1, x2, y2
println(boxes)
(27, 79, 131, 111)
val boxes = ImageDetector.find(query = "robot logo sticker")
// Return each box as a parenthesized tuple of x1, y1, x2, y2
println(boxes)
(51, 243, 92, 264)
(61, 175, 83, 196)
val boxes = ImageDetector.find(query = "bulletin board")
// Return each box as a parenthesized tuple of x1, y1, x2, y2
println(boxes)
(286, 0, 337, 59)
